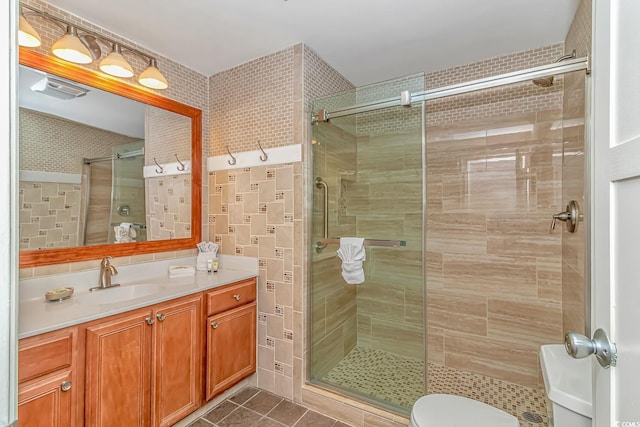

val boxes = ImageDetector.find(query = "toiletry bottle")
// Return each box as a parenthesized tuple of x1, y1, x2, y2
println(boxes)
(212, 258, 219, 273)
(207, 258, 213, 273)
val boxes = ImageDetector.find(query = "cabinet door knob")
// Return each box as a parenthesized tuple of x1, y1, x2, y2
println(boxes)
(61, 381, 72, 392)
(145, 317, 155, 325)
(211, 322, 218, 329)
(233, 294, 241, 301)
(156, 313, 166, 321)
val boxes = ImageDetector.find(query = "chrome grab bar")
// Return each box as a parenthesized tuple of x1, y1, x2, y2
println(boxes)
(314, 177, 328, 250)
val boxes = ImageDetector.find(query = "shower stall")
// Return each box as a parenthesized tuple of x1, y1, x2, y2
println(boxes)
(308, 53, 590, 418)
(83, 140, 146, 245)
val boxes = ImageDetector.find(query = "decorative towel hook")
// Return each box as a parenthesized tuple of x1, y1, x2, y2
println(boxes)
(226, 146, 237, 166)
(257, 140, 268, 162)
(175, 154, 186, 171)
(153, 157, 165, 174)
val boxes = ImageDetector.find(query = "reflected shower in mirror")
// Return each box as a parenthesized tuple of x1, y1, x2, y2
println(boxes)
(18, 64, 192, 251)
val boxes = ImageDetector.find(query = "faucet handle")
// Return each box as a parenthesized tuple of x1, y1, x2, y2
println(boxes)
(101, 256, 113, 266)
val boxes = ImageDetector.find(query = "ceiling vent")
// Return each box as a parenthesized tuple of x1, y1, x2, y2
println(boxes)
(30, 77, 89, 100)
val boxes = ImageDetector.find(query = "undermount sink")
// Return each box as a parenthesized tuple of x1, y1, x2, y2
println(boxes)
(78, 284, 165, 305)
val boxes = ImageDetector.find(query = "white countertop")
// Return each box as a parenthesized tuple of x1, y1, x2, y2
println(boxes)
(19, 255, 259, 339)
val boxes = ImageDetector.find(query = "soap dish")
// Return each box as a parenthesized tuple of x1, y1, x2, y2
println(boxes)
(45, 287, 74, 302)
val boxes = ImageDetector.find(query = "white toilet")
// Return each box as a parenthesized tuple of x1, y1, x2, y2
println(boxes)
(409, 394, 519, 427)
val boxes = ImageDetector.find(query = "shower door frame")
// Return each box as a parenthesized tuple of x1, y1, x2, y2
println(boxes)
(305, 55, 592, 414)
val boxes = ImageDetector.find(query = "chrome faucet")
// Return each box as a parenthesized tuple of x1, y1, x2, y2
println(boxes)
(89, 256, 120, 292)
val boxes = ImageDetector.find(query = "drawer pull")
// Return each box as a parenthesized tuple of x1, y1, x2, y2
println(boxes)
(233, 294, 241, 301)
(61, 381, 72, 392)
(145, 317, 155, 325)
(156, 313, 166, 321)
(211, 322, 218, 329)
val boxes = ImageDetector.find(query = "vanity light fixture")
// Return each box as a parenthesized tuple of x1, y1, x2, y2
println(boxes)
(138, 58, 168, 90)
(19, 3, 169, 89)
(51, 25, 93, 64)
(99, 43, 134, 78)
(18, 9, 41, 47)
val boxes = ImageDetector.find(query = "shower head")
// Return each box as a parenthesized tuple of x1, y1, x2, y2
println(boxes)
(532, 49, 577, 87)
(532, 75, 554, 87)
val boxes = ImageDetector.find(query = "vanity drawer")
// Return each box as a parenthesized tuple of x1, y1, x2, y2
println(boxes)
(206, 279, 256, 316)
(19, 327, 76, 383)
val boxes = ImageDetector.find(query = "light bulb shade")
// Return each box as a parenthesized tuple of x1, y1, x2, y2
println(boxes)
(138, 60, 168, 89)
(19, 15, 41, 47)
(99, 45, 134, 78)
(52, 26, 93, 64)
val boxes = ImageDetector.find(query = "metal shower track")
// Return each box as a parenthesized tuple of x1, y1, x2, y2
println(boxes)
(312, 56, 590, 122)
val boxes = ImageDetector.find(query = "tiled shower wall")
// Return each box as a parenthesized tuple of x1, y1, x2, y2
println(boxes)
(19, 0, 209, 278)
(424, 43, 576, 389)
(562, 0, 591, 337)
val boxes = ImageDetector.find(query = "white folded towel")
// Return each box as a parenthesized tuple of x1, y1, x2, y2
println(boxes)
(114, 223, 137, 243)
(337, 237, 366, 284)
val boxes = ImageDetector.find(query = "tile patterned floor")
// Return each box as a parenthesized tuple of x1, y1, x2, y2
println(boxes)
(186, 386, 351, 427)
(321, 346, 549, 427)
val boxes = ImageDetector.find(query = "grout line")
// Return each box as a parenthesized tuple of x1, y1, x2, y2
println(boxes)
(289, 408, 308, 426)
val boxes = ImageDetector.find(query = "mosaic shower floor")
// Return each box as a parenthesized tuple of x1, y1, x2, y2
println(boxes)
(321, 346, 549, 427)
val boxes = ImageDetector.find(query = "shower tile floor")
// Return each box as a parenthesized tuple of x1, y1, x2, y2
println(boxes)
(322, 346, 549, 427)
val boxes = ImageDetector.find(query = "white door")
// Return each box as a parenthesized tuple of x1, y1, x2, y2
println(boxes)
(592, 0, 640, 425)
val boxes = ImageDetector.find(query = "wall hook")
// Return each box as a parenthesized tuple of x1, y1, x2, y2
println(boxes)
(226, 146, 237, 166)
(257, 140, 268, 162)
(175, 154, 186, 171)
(153, 157, 165, 174)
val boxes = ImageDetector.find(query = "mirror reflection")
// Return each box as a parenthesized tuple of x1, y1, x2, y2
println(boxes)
(18, 64, 192, 251)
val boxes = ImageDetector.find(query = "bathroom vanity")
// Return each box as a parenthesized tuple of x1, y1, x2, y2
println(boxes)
(17, 256, 257, 427)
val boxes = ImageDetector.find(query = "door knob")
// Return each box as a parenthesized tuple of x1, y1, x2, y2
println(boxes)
(156, 313, 166, 321)
(565, 328, 617, 368)
(60, 381, 72, 392)
(145, 316, 155, 325)
(211, 322, 218, 329)
(233, 294, 241, 301)
(550, 200, 581, 233)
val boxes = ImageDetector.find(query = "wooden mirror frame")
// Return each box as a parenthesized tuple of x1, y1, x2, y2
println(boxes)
(19, 48, 202, 268)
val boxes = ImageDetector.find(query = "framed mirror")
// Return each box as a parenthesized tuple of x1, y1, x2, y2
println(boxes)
(19, 48, 202, 268)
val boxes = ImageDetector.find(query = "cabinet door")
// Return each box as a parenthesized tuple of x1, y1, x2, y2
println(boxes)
(18, 371, 73, 427)
(85, 309, 153, 427)
(206, 302, 256, 400)
(152, 294, 202, 427)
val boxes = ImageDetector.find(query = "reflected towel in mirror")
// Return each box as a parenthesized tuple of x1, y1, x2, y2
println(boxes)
(114, 223, 136, 243)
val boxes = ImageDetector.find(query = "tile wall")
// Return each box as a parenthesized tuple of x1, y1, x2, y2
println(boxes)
(145, 106, 192, 240)
(424, 46, 566, 387)
(19, 108, 138, 249)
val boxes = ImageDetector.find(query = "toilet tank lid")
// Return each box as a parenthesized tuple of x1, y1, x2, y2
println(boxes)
(412, 394, 518, 427)
(540, 344, 593, 418)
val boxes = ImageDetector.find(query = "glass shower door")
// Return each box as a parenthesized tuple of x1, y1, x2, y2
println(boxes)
(309, 74, 425, 414)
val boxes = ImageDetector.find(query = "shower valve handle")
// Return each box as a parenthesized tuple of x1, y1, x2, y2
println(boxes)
(550, 200, 581, 233)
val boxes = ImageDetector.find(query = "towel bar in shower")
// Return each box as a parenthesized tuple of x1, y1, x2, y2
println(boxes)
(319, 238, 407, 248)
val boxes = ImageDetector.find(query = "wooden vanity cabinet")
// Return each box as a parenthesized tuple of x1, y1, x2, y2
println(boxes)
(84, 293, 202, 427)
(205, 279, 256, 400)
(18, 326, 81, 427)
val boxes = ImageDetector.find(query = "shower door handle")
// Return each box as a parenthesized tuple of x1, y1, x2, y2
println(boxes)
(314, 177, 328, 250)
(550, 200, 581, 233)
